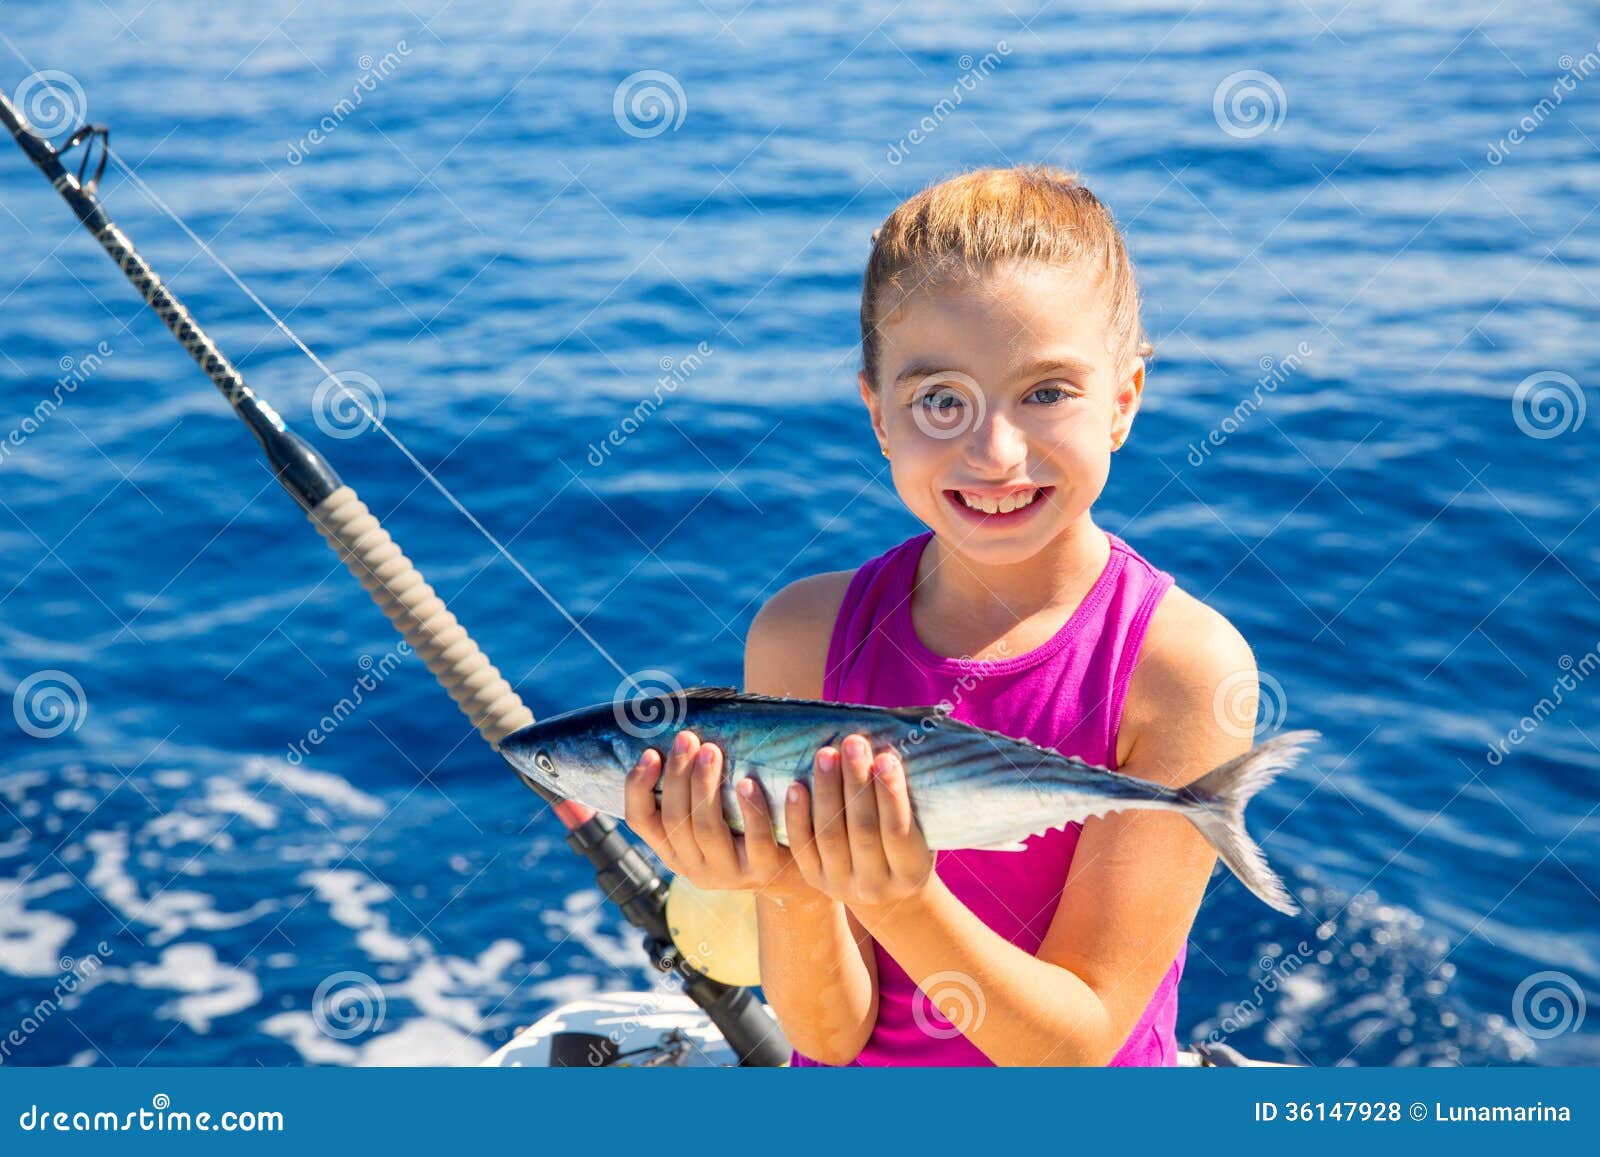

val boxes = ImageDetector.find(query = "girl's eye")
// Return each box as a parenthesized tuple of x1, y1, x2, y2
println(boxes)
(917, 387, 964, 412)
(1030, 384, 1077, 404)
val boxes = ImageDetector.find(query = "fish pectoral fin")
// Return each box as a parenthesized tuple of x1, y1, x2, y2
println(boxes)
(968, 839, 1030, 852)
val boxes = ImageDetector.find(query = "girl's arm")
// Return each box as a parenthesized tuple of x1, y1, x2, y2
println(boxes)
(846, 588, 1258, 1065)
(744, 573, 879, 1065)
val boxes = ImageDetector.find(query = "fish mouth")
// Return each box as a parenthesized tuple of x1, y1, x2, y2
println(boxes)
(943, 485, 1053, 523)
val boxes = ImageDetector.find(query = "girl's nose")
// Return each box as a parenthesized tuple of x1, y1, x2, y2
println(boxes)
(963, 408, 1028, 473)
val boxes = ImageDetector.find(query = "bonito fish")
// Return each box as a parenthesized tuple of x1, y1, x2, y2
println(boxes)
(500, 687, 1315, 915)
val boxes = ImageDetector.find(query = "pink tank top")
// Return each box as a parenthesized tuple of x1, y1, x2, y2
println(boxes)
(788, 527, 1180, 1067)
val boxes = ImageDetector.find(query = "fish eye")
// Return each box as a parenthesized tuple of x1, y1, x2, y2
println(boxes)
(534, 752, 558, 777)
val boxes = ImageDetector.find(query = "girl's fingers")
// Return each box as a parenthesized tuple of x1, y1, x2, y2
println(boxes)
(657, 730, 705, 869)
(785, 780, 824, 886)
(622, 748, 675, 866)
(689, 741, 740, 871)
(839, 735, 890, 882)
(735, 778, 781, 868)
(810, 745, 852, 882)
(872, 749, 926, 877)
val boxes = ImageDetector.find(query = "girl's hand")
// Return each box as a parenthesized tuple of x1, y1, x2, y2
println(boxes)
(623, 729, 817, 903)
(788, 734, 935, 913)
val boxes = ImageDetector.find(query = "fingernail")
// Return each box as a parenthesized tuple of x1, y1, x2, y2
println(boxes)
(737, 779, 753, 798)
(844, 736, 867, 759)
(696, 745, 716, 767)
(818, 750, 837, 774)
(787, 785, 801, 803)
(874, 753, 896, 776)
(673, 732, 691, 754)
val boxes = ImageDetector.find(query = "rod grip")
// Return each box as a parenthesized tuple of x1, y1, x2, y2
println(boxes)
(307, 485, 534, 747)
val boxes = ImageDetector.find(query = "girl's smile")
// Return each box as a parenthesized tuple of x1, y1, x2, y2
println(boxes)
(942, 484, 1055, 526)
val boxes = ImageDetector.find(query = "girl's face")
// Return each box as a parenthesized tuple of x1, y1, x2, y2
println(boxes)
(860, 259, 1144, 567)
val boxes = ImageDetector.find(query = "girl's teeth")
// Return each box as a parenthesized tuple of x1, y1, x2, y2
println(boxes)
(961, 488, 1037, 514)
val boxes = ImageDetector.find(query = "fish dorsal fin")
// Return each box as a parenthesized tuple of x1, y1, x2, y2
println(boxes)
(677, 686, 746, 700)
(674, 686, 950, 717)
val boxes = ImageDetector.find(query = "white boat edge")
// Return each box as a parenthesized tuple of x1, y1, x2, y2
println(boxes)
(482, 990, 1290, 1067)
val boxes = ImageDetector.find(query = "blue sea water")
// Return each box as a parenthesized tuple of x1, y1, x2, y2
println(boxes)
(0, 0, 1595, 1067)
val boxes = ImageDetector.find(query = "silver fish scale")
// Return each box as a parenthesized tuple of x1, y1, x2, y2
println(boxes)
(677, 698, 1173, 850)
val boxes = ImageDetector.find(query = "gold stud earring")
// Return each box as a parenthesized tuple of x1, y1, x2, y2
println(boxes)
(881, 446, 890, 458)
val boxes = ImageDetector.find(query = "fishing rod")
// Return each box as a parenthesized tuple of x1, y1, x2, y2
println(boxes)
(0, 84, 788, 1066)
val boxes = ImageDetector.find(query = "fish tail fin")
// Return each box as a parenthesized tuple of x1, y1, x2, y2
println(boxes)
(1182, 729, 1319, 916)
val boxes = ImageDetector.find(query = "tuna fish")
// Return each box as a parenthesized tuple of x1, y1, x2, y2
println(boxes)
(500, 687, 1315, 914)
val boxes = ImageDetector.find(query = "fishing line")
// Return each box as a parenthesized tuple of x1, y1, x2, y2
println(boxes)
(0, 49, 792, 1063)
(98, 145, 634, 687)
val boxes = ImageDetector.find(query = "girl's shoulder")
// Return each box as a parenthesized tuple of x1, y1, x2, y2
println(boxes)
(743, 569, 858, 698)
(1114, 579, 1257, 772)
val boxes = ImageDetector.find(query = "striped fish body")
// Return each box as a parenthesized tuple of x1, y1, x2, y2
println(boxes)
(500, 687, 1315, 914)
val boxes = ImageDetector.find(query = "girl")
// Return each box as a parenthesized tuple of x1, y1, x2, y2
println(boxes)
(623, 165, 1260, 1066)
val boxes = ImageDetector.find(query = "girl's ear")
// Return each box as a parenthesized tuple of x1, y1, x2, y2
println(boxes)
(1111, 358, 1145, 445)
(858, 371, 890, 447)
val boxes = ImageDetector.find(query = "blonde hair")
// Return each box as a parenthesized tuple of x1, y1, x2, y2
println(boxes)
(860, 164, 1153, 387)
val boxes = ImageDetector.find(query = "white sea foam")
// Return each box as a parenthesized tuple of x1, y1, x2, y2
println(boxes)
(204, 777, 279, 829)
(0, 872, 76, 977)
(260, 1010, 491, 1066)
(131, 943, 261, 1033)
(85, 830, 274, 945)
(250, 758, 385, 818)
(300, 869, 412, 963)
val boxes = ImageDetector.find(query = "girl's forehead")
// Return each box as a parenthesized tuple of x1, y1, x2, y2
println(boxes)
(880, 263, 1114, 365)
